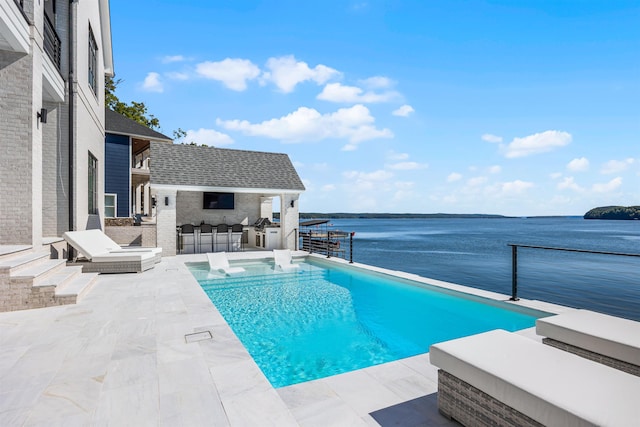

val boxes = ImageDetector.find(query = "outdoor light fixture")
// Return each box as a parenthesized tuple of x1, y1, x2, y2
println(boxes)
(37, 108, 47, 124)
(165, 196, 169, 206)
(290, 200, 295, 208)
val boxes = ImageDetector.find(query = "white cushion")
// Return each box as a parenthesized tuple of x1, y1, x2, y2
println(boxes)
(430, 329, 640, 427)
(536, 309, 640, 366)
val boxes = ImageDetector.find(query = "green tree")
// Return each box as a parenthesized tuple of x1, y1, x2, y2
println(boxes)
(106, 76, 160, 130)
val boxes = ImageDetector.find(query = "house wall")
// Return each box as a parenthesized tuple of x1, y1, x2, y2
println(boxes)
(105, 133, 131, 217)
(176, 191, 261, 227)
(154, 188, 177, 256)
(71, 1, 108, 232)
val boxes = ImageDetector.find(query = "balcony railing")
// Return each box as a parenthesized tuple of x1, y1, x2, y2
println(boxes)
(43, 13, 61, 70)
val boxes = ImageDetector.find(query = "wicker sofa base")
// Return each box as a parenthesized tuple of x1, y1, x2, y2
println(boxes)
(437, 370, 543, 427)
(71, 258, 155, 274)
(543, 337, 640, 377)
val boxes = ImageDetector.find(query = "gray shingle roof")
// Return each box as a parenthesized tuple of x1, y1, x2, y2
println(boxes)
(150, 142, 305, 191)
(105, 108, 172, 141)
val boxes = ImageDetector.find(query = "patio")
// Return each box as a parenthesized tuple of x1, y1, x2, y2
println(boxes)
(0, 254, 459, 426)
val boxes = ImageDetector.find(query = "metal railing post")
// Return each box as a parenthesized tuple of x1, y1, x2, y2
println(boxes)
(326, 231, 331, 258)
(510, 245, 519, 301)
(349, 232, 354, 263)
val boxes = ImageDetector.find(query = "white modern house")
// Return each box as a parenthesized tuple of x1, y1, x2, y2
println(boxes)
(0, 0, 113, 311)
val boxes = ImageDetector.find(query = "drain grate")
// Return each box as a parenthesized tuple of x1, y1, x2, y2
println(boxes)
(184, 330, 213, 343)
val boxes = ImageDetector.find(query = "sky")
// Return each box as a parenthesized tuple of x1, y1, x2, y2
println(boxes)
(109, 0, 639, 216)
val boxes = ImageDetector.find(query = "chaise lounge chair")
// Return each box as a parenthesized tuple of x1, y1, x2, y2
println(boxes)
(63, 229, 161, 273)
(273, 249, 300, 272)
(430, 329, 640, 427)
(206, 252, 245, 275)
(536, 309, 640, 376)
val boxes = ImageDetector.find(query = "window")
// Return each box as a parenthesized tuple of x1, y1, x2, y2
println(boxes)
(88, 24, 98, 94)
(105, 194, 117, 218)
(88, 152, 98, 214)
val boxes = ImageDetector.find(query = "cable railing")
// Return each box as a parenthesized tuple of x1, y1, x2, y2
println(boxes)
(507, 243, 640, 302)
(299, 220, 354, 263)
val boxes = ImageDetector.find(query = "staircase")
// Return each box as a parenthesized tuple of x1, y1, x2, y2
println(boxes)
(0, 245, 98, 312)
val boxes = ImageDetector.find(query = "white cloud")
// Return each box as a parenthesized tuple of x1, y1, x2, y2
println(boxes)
(557, 176, 584, 192)
(185, 128, 234, 146)
(317, 82, 399, 103)
(166, 71, 189, 81)
(488, 165, 501, 174)
(392, 105, 415, 117)
(387, 151, 409, 161)
(601, 158, 635, 174)
(262, 55, 340, 93)
(196, 58, 260, 91)
(502, 130, 572, 158)
(387, 161, 427, 171)
(592, 177, 623, 193)
(360, 76, 394, 89)
(141, 72, 163, 93)
(343, 169, 394, 192)
(482, 133, 503, 143)
(447, 172, 462, 182)
(567, 157, 589, 172)
(216, 104, 393, 149)
(162, 55, 185, 63)
(501, 180, 534, 194)
(321, 184, 336, 192)
(549, 172, 563, 179)
(467, 176, 488, 186)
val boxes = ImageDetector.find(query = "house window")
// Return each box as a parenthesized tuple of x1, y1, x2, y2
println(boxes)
(105, 194, 117, 218)
(88, 152, 98, 214)
(88, 24, 98, 94)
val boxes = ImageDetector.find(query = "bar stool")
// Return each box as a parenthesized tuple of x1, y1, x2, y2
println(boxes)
(180, 224, 195, 254)
(230, 224, 244, 251)
(199, 223, 214, 253)
(214, 224, 229, 252)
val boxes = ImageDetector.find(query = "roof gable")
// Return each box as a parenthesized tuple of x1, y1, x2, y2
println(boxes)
(150, 143, 305, 192)
(105, 109, 172, 142)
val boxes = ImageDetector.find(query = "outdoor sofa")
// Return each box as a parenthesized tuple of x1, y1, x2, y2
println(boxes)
(430, 329, 640, 427)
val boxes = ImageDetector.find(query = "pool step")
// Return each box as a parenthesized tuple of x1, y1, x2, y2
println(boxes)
(201, 269, 328, 291)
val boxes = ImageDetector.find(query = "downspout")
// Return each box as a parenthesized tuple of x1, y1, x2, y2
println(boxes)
(67, 0, 76, 260)
(68, 0, 75, 233)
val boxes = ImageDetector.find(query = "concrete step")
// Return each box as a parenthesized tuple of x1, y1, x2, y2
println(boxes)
(0, 245, 33, 261)
(0, 250, 51, 274)
(36, 265, 83, 288)
(11, 259, 67, 284)
(55, 272, 99, 302)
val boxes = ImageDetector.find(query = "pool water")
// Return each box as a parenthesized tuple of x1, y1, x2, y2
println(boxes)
(189, 259, 549, 388)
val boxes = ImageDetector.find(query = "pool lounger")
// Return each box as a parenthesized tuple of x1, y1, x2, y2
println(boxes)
(63, 229, 161, 273)
(429, 329, 640, 427)
(206, 252, 245, 275)
(536, 309, 640, 377)
(273, 249, 300, 272)
(63, 229, 162, 264)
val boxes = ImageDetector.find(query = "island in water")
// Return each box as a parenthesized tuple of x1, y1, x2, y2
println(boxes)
(584, 206, 640, 220)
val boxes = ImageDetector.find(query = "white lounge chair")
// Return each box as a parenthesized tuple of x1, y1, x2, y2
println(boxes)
(430, 329, 640, 427)
(273, 249, 300, 272)
(206, 252, 245, 275)
(64, 229, 162, 262)
(63, 229, 159, 273)
(536, 309, 640, 376)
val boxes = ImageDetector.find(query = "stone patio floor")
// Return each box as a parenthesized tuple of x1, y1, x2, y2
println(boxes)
(0, 253, 549, 426)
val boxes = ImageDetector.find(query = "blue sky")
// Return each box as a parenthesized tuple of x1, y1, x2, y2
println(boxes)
(109, 0, 639, 216)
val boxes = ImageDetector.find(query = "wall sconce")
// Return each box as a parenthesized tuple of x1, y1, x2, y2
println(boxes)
(37, 108, 47, 124)
(290, 200, 295, 208)
(164, 196, 169, 206)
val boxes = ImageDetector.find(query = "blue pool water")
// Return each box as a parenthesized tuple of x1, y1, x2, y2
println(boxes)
(189, 258, 549, 388)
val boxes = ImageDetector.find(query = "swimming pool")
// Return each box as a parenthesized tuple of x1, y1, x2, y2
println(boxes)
(189, 257, 549, 388)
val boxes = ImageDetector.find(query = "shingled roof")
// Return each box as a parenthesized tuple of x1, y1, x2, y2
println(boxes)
(150, 142, 305, 192)
(105, 108, 172, 142)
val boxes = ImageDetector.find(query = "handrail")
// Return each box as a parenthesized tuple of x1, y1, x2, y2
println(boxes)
(43, 13, 61, 70)
(507, 243, 640, 301)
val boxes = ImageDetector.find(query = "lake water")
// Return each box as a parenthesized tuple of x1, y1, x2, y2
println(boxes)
(323, 217, 640, 321)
